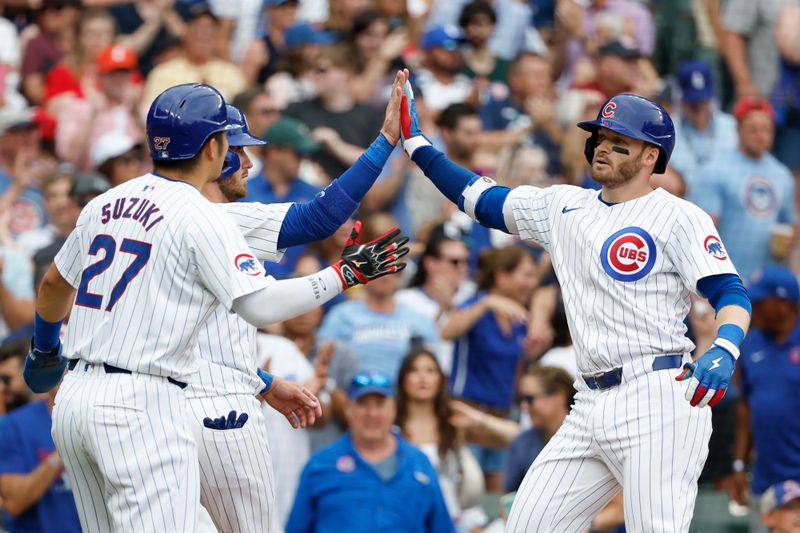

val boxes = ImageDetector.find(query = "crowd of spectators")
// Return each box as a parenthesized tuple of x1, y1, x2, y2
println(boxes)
(1, 0, 800, 531)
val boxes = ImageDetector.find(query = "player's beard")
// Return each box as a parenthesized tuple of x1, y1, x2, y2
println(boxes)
(591, 148, 643, 187)
(219, 173, 248, 201)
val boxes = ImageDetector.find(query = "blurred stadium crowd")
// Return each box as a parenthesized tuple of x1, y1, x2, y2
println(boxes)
(0, 0, 799, 531)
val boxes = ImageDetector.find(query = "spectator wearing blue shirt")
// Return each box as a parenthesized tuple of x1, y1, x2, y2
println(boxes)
(0, 341, 32, 414)
(670, 60, 738, 184)
(730, 267, 800, 533)
(0, 388, 81, 533)
(690, 97, 796, 282)
(245, 116, 322, 278)
(442, 246, 536, 491)
(318, 215, 441, 380)
(286, 372, 455, 533)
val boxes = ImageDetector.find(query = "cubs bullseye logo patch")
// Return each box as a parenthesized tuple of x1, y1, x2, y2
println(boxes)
(600, 227, 657, 281)
(743, 175, 777, 217)
(704, 235, 727, 260)
(234, 253, 264, 276)
(602, 101, 617, 118)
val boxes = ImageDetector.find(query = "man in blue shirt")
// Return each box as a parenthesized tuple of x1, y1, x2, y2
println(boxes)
(670, 60, 738, 184)
(690, 97, 796, 281)
(286, 372, 454, 533)
(730, 267, 800, 532)
(245, 116, 323, 278)
(0, 387, 81, 533)
(318, 217, 440, 380)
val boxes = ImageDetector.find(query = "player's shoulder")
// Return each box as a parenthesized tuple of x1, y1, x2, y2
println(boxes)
(654, 188, 713, 222)
(507, 183, 585, 203)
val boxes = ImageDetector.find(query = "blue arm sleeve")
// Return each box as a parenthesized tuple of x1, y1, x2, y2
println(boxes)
(697, 274, 752, 315)
(412, 145, 510, 231)
(410, 145, 480, 204)
(277, 134, 394, 249)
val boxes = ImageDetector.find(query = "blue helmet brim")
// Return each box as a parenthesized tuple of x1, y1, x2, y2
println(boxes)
(227, 130, 268, 147)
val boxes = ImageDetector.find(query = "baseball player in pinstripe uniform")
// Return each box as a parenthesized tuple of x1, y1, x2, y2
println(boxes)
(187, 72, 409, 533)
(399, 85, 753, 531)
(21, 82, 409, 533)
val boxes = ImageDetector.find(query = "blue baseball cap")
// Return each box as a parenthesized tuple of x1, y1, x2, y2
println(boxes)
(285, 22, 336, 49)
(421, 25, 465, 51)
(677, 61, 714, 104)
(348, 372, 394, 400)
(748, 266, 800, 303)
(761, 480, 800, 514)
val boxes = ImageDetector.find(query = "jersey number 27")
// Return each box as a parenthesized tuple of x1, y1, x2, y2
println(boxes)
(75, 235, 152, 311)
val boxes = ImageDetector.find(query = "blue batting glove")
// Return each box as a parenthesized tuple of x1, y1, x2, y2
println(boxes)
(400, 80, 431, 157)
(23, 340, 67, 393)
(675, 346, 735, 408)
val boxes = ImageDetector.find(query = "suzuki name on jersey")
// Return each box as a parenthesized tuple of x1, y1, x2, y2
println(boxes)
(100, 197, 165, 231)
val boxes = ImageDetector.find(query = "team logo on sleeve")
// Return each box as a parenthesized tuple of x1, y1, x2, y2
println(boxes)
(234, 253, 264, 276)
(600, 227, 657, 282)
(703, 235, 727, 260)
(744, 176, 778, 217)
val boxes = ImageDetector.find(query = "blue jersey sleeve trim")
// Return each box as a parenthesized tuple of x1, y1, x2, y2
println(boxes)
(475, 186, 511, 232)
(697, 273, 752, 315)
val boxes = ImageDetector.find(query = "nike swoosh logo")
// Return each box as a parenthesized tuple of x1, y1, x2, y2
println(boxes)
(562, 206, 581, 214)
(710, 356, 723, 370)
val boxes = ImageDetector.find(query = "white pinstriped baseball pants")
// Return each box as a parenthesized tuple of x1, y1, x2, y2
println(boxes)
(186, 394, 276, 533)
(51, 365, 199, 533)
(506, 357, 712, 533)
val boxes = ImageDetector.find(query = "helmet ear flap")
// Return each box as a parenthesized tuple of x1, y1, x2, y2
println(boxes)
(219, 150, 241, 180)
(583, 131, 598, 167)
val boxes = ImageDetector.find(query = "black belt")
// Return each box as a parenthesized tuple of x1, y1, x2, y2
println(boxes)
(67, 359, 187, 389)
(582, 354, 683, 390)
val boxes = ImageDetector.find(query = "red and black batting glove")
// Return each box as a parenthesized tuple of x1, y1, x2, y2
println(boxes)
(675, 345, 736, 408)
(332, 221, 410, 289)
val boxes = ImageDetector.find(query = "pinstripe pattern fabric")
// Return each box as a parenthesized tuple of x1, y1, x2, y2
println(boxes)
(506, 366, 712, 532)
(52, 366, 199, 533)
(498, 185, 728, 532)
(53, 173, 273, 382)
(187, 394, 276, 533)
(503, 186, 737, 374)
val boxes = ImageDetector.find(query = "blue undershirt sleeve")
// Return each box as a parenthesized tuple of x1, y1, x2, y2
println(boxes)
(410, 145, 480, 205)
(277, 134, 394, 248)
(697, 273, 752, 315)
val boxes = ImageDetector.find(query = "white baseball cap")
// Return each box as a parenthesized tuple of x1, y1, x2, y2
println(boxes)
(91, 131, 140, 168)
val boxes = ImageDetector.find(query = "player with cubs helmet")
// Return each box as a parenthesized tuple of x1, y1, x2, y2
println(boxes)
(23, 80, 409, 532)
(187, 71, 411, 533)
(398, 84, 751, 532)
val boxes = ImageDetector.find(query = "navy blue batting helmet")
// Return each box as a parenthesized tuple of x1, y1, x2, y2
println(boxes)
(146, 83, 231, 161)
(577, 93, 675, 174)
(225, 104, 268, 148)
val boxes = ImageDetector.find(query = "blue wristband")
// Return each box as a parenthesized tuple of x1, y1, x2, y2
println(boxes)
(257, 368, 274, 394)
(717, 323, 745, 347)
(34, 312, 62, 352)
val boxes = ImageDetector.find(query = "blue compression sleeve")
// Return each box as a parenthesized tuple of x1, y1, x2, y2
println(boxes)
(277, 135, 393, 248)
(33, 312, 62, 351)
(697, 274, 752, 314)
(411, 145, 480, 204)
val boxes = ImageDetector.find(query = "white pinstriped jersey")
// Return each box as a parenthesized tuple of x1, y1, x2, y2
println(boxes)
(503, 185, 738, 373)
(54, 173, 273, 381)
(187, 202, 292, 398)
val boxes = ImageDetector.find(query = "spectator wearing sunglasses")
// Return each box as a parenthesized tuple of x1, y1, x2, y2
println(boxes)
(286, 371, 455, 533)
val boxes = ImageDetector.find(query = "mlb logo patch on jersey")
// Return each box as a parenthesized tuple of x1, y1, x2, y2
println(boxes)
(234, 253, 264, 277)
(600, 226, 656, 282)
(704, 235, 727, 260)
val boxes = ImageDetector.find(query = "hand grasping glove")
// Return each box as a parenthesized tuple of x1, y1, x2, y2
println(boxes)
(331, 221, 409, 289)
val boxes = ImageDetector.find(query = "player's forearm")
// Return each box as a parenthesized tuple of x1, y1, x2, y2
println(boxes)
(232, 268, 343, 328)
(0, 463, 62, 517)
(715, 304, 751, 338)
(35, 264, 76, 323)
(411, 145, 479, 205)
